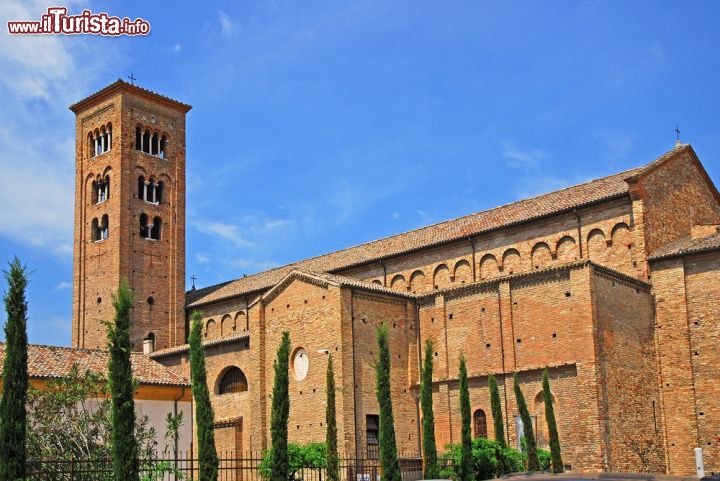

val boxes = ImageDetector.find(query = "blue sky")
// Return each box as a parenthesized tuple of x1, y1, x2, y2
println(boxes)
(1, 1, 719, 346)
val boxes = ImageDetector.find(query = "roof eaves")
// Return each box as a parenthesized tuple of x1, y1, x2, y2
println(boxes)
(70, 79, 192, 113)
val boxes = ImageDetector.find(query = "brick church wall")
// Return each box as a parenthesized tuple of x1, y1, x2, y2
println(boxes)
(591, 267, 665, 473)
(638, 152, 720, 255)
(417, 264, 608, 471)
(653, 250, 720, 475)
(684, 252, 720, 475)
(342, 198, 642, 295)
(260, 280, 348, 451)
(350, 291, 420, 457)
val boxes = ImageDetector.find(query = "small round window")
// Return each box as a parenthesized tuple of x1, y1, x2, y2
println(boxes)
(291, 347, 309, 381)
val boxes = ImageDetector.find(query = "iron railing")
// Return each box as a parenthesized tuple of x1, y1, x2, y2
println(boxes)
(26, 453, 424, 481)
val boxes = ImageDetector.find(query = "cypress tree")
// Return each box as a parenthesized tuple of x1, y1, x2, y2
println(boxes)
(542, 369, 563, 473)
(375, 323, 401, 481)
(420, 339, 439, 479)
(0, 258, 29, 481)
(270, 332, 291, 481)
(488, 374, 506, 448)
(458, 354, 473, 481)
(107, 278, 139, 481)
(189, 310, 219, 481)
(513, 373, 539, 471)
(326, 354, 339, 481)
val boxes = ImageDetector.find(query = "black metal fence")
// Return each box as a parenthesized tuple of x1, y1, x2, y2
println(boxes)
(26, 453, 424, 481)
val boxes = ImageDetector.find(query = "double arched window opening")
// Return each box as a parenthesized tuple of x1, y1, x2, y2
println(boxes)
(92, 175, 110, 204)
(135, 126, 168, 159)
(139, 214, 162, 241)
(88, 124, 112, 158)
(91, 214, 109, 242)
(137, 176, 163, 204)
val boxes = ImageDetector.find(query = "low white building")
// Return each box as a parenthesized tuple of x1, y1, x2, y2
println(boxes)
(0, 343, 193, 457)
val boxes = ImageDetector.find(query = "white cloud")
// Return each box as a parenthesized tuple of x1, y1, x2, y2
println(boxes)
(500, 141, 546, 169)
(173, 44, 182, 52)
(218, 11, 239, 37)
(54, 281, 72, 291)
(196, 253, 211, 264)
(0, 1, 115, 258)
(192, 220, 254, 247)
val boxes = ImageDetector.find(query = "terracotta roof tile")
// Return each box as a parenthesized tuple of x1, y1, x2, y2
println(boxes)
(187, 145, 689, 308)
(649, 232, 720, 261)
(150, 331, 250, 359)
(0, 343, 190, 386)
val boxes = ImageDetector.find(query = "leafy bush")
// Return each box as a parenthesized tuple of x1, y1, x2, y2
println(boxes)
(439, 438, 524, 481)
(536, 448, 551, 471)
(260, 443, 327, 480)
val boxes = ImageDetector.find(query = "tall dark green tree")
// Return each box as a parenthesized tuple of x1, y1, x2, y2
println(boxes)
(326, 355, 339, 481)
(189, 311, 219, 481)
(270, 332, 291, 481)
(488, 374, 506, 448)
(513, 373, 539, 471)
(458, 354, 473, 481)
(107, 278, 139, 481)
(0, 258, 29, 481)
(375, 323, 401, 481)
(420, 339, 439, 479)
(542, 369, 563, 473)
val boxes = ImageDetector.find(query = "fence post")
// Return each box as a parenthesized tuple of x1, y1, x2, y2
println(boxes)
(69, 457, 74, 481)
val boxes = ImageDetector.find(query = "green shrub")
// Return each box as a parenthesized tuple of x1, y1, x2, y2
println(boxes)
(439, 438, 525, 481)
(536, 448, 551, 471)
(260, 443, 327, 479)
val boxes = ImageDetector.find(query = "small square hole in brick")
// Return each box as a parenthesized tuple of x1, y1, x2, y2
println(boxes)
(516, 339, 521, 343)
(485, 343, 491, 348)
(552, 333, 557, 338)
(434, 352, 438, 357)
(448, 314, 453, 320)
(565, 292, 571, 297)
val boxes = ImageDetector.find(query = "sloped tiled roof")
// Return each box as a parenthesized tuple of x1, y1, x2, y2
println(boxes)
(0, 343, 190, 387)
(649, 232, 720, 261)
(187, 145, 692, 308)
(150, 331, 250, 359)
(265, 269, 417, 301)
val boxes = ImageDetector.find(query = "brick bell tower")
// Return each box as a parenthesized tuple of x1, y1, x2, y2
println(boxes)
(70, 80, 191, 352)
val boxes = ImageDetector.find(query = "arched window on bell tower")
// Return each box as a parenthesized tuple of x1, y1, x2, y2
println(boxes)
(139, 214, 161, 240)
(97, 175, 110, 203)
(100, 214, 109, 240)
(151, 217, 162, 240)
